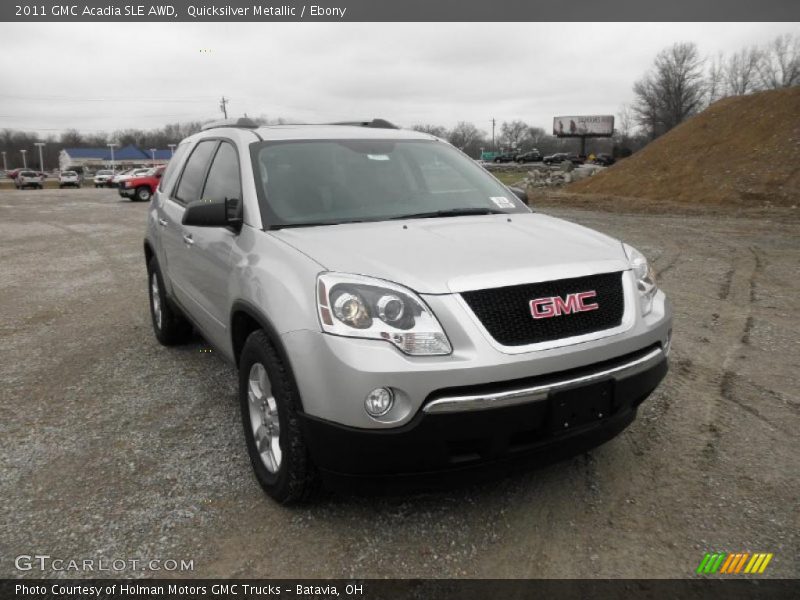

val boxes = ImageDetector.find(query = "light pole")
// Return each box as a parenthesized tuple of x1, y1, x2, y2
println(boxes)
(107, 143, 117, 173)
(1, 151, 7, 171)
(149, 148, 157, 164)
(167, 144, 176, 157)
(20, 149, 27, 168)
(34, 142, 46, 172)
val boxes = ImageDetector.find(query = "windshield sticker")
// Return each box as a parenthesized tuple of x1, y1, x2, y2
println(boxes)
(367, 154, 390, 161)
(490, 196, 514, 208)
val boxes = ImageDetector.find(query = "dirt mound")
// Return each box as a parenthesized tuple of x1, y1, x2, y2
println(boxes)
(569, 87, 800, 206)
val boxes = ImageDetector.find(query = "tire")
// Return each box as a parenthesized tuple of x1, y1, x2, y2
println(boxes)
(147, 258, 192, 346)
(239, 330, 318, 504)
(135, 186, 151, 202)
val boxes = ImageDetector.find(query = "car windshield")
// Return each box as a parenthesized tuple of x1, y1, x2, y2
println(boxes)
(62, 171, 76, 176)
(97, 170, 112, 176)
(252, 139, 529, 227)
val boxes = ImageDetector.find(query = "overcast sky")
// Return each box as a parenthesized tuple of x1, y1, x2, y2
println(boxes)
(0, 22, 794, 136)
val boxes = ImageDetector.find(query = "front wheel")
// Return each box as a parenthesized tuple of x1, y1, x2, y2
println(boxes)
(239, 330, 318, 504)
(135, 186, 151, 202)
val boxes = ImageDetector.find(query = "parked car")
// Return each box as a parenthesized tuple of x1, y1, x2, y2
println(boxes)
(492, 152, 517, 163)
(119, 166, 164, 202)
(515, 150, 543, 163)
(58, 170, 81, 188)
(14, 170, 44, 189)
(7, 168, 24, 179)
(144, 118, 671, 504)
(111, 168, 151, 188)
(592, 154, 616, 166)
(543, 153, 584, 166)
(94, 169, 114, 187)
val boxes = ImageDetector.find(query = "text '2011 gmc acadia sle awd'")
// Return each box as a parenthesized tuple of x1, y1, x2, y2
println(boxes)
(144, 118, 672, 504)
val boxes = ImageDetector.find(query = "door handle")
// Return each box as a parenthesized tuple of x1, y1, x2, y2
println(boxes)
(158, 218, 168, 227)
(182, 234, 194, 246)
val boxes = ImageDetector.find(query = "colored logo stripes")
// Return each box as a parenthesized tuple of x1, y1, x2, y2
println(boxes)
(696, 552, 773, 574)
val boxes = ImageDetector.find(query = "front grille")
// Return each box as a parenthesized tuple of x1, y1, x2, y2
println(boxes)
(461, 271, 625, 346)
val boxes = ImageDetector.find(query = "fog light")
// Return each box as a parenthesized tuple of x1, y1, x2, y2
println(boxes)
(365, 387, 394, 417)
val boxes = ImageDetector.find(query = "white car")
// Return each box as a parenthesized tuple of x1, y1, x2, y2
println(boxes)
(112, 168, 151, 188)
(94, 170, 114, 187)
(58, 171, 81, 188)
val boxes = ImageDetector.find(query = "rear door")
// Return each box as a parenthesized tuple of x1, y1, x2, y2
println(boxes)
(160, 140, 218, 314)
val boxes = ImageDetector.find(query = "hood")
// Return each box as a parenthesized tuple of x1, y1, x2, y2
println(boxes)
(272, 213, 630, 294)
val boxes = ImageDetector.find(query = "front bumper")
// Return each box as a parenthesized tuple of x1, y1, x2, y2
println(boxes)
(118, 187, 135, 197)
(300, 344, 667, 478)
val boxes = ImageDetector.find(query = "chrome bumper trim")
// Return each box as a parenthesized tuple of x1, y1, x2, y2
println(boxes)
(423, 347, 665, 414)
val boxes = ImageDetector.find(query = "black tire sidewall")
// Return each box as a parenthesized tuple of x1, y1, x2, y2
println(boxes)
(238, 331, 315, 503)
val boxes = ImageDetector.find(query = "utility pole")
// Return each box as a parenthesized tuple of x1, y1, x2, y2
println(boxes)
(150, 148, 157, 164)
(34, 142, 45, 172)
(167, 144, 176, 157)
(491, 118, 496, 151)
(20, 149, 27, 168)
(107, 143, 117, 173)
(1, 151, 7, 171)
(220, 96, 229, 119)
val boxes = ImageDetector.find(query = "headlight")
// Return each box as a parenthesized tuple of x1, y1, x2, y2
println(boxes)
(623, 243, 657, 315)
(316, 272, 452, 356)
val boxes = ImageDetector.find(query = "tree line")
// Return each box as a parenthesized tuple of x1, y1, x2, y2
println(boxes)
(2, 33, 797, 171)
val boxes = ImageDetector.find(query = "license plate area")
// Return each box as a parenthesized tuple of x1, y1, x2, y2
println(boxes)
(547, 379, 612, 434)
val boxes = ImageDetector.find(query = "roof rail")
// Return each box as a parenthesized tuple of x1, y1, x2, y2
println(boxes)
(201, 117, 259, 131)
(328, 119, 400, 130)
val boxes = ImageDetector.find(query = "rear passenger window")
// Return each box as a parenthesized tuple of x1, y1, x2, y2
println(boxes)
(202, 142, 241, 202)
(175, 141, 217, 204)
(158, 143, 190, 192)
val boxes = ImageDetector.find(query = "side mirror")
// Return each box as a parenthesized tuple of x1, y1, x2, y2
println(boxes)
(509, 186, 528, 204)
(182, 198, 242, 229)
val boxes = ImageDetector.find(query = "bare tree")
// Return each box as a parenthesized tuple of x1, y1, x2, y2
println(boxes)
(632, 74, 661, 139)
(522, 126, 547, 150)
(632, 42, 706, 138)
(726, 47, 761, 95)
(411, 124, 448, 138)
(706, 52, 727, 103)
(499, 120, 529, 149)
(447, 121, 479, 148)
(617, 104, 635, 138)
(757, 33, 800, 89)
(59, 129, 83, 147)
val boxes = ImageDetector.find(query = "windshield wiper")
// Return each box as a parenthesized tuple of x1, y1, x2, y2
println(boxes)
(388, 207, 505, 220)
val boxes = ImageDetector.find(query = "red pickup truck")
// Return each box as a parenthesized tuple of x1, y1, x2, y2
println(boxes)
(118, 166, 165, 202)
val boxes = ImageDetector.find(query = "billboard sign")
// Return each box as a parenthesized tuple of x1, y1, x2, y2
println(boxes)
(553, 115, 614, 137)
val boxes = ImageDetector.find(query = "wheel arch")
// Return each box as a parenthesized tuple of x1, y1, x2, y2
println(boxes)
(231, 300, 305, 411)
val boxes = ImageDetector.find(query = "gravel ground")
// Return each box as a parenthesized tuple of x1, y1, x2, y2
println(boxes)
(1, 188, 798, 579)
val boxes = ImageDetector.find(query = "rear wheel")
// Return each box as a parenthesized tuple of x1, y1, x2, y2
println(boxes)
(239, 330, 318, 504)
(147, 258, 192, 345)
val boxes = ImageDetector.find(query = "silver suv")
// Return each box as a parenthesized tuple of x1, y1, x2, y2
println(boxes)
(144, 118, 672, 503)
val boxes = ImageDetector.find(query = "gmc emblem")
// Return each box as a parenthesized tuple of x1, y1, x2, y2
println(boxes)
(530, 291, 599, 319)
